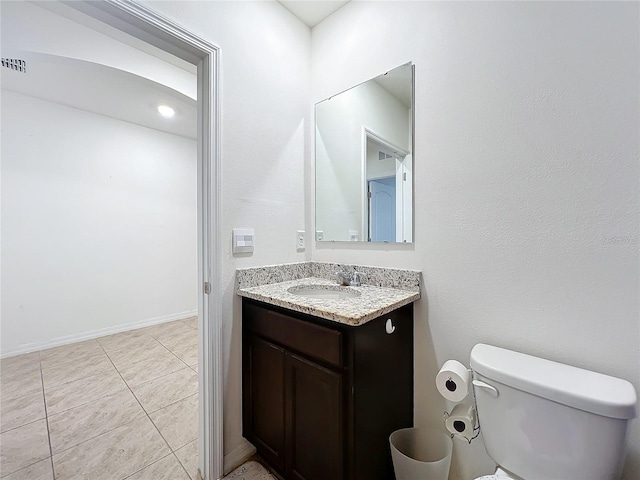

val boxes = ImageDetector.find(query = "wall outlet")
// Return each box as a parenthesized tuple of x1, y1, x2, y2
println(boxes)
(315, 230, 324, 241)
(296, 230, 305, 251)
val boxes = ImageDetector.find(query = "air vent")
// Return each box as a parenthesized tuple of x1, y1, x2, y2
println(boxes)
(378, 151, 392, 160)
(1, 58, 27, 73)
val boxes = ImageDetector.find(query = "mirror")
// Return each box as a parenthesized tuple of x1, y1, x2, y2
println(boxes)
(315, 63, 414, 243)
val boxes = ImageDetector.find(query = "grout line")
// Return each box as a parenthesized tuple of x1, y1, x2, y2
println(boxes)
(143, 390, 199, 416)
(174, 450, 194, 480)
(49, 410, 148, 457)
(0, 352, 53, 479)
(41, 365, 117, 391)
(40, 349, 107, 370)
(121, 452, 174, 479)
(0, 416, 46, 435)
(120, 321, 199, 478)
(41, 371, 126, 418)
(38, 351, 57, 479)
(103, 347, 177, 478)
(5, 320, 199, 480)
(120, 363, 194, 395)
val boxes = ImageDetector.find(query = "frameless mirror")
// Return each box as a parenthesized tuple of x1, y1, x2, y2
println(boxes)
(315, 62, 414, 243)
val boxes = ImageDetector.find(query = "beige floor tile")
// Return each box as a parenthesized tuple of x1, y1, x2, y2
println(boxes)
(124, 453, 190, 480)
(156, 328, 198, 352)
(44, 369, 128, 415)
(171, 343, 198, 367)
(39, 340, 103, 369)
(149, 394, 198, 450)
(181, 317, 198, 330)
(106, 337, 167, 369)
(0, 369, 43, 402)
(142, 321, 190, 340)
(191, 365, 199, 374)
(0, 353, 40, 380)
(116, 350, 187, 388)
(48, 389, 145, 454)
(130, 367, 197, 414)
(2, 458, 53, 480)
(52, 416, 170, 480)
(174, 440, 198, 480)
(0, 419, 50, 477)
(0, 391, 45, 433)
(41, 352, 115, 389)
(97, 330, 157, 353)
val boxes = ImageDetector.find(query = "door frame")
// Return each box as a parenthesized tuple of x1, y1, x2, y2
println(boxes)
(65, 1, 223, 478)
(361, 127, 409, 242)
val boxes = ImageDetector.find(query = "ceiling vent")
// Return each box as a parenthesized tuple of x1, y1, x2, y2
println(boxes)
(1, 58, 27, 73)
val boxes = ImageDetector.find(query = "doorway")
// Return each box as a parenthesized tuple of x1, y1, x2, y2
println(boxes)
(363, 129, 411, 243)
(368, 176, 396, 242)
(0, 1, 222, 479)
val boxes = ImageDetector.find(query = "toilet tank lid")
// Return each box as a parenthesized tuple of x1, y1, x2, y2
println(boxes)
(470, 344, 637, 420)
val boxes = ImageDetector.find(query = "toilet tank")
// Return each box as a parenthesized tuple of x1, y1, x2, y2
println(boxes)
(470, 344, 637, 480)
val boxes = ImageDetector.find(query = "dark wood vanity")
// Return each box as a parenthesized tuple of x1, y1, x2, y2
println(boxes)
(242, 297, 414, 480)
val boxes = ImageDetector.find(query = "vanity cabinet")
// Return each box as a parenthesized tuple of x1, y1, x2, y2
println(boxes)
(242, 298, 414, 480)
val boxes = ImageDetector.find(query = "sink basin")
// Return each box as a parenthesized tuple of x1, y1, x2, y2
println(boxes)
(287, 285, 361, 300)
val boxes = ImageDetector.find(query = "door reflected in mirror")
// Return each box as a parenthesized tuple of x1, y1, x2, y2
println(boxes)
(315, 63, 414, 243)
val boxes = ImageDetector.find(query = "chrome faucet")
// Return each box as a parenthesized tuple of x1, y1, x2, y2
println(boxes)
(334, 266, 365, 286)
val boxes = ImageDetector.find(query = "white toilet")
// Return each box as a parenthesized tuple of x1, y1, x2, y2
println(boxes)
(469, 343, 637, 480)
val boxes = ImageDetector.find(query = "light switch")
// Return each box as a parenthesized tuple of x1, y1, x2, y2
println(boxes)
(296, 230, 305, 251)
(232, 228, 255, 254)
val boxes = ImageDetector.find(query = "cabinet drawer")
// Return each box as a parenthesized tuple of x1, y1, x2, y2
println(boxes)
(244, 302, 343, 368)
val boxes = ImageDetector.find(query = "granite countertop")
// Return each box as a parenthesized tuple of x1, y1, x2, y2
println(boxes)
(237, 276, 420, 326)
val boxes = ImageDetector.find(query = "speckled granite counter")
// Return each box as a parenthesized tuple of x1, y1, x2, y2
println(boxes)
(236, 263, 421, 326)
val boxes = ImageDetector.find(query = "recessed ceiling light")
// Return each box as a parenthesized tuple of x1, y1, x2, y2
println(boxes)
(157, 104, 175, 118)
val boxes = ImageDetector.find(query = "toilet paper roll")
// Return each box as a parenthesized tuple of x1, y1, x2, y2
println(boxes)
(445, 403, 476, 440)
(436, 360, 471, 402)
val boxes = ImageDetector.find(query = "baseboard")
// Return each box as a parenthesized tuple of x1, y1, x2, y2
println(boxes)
(0, 310, 198, 358)
(223, 438, 257, 475)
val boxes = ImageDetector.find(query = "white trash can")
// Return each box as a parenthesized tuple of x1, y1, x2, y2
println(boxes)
(389, 427, 453, 480)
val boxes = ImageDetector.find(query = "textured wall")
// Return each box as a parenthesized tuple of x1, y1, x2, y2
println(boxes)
(311, 2, 639, 478)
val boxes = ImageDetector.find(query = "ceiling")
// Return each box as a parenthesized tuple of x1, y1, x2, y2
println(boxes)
(278, 1, 350, 28)
(1, 52, 197, 139)
(374, 64, 413, 108)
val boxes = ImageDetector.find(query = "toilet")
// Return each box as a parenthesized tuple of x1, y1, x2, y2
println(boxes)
(469, 343, 637, 480)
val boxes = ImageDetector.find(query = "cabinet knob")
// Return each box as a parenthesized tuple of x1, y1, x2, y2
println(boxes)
(385, 319, 396, 334)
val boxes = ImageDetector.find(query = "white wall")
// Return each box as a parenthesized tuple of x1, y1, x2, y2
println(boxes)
(312, 2, 639, 479)
(1, 91, 198, 355)
(136, 0, 311, 460)
(316, 80, 409, 240)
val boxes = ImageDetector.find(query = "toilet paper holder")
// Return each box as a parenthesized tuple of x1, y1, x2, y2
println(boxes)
(443, 406, 480, 444)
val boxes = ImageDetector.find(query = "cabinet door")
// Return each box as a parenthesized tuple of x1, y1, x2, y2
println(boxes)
(244, 334, 286, 471)
(286, 353, 343, 480)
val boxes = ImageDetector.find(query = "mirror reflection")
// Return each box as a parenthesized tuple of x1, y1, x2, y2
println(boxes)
(315, 63, 414, 243)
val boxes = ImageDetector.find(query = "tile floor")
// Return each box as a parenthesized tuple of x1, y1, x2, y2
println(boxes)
(0, 317, 199, 480)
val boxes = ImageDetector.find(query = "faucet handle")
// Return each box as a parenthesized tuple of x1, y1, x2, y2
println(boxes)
(351, 271, 366, 286)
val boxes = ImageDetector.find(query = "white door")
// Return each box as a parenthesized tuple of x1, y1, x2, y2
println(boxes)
(368, 176, 396, 242)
